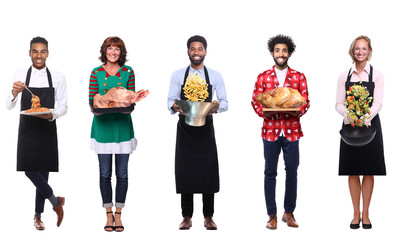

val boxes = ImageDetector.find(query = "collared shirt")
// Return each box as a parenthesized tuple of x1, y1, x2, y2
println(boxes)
(274, 67, 288, 87)
(167, 65, 228, 114)
(5, 66, 68, 121)
(335, 62, 384, 125)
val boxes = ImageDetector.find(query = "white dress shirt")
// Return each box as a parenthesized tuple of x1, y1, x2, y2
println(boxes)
(5, 66, 68, 121)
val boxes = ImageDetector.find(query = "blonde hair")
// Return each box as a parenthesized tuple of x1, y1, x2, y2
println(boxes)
(349, 35, 372, 63)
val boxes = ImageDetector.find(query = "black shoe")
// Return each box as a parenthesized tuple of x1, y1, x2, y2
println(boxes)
(362, 220, 372, 229)
(350, 219, 361, 229)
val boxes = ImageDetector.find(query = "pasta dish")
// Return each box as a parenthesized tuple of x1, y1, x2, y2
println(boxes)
(25, 95, 50, 113)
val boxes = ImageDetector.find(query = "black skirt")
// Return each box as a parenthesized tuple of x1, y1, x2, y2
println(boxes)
(339, 115, 386, 175)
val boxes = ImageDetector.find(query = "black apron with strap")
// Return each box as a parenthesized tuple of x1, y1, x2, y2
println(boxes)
(175, 66, 219, 193)
(339, 65, 386, 175)
(17, 67, 59, 172)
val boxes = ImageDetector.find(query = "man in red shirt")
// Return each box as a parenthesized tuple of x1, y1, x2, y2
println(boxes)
(251, 35, 309, 230)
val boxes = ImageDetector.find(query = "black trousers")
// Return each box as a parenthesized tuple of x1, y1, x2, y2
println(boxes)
(181, 193, 214, 217)
(25, 171, 53, 214)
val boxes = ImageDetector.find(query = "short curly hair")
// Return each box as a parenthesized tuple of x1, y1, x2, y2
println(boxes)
(267, 34, 296, 55)
(187, 35, 207, 49)
(99, 36, 128, 66)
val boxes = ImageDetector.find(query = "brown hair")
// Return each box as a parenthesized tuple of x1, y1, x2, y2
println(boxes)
(349, 35, 372, 62)
(99, 36, 128, 66)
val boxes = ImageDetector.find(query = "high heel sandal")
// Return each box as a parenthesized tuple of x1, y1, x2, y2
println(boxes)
(104, 211, 115, 232)
(114, 212, 124, 232)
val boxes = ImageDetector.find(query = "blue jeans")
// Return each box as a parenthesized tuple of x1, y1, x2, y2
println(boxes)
(98, 154, 130, 208)
(263, 137, 299, 215)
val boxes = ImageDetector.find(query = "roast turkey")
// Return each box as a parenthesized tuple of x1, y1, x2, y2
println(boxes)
(94, 87, 149, 108)
(256, 87, 306, 108)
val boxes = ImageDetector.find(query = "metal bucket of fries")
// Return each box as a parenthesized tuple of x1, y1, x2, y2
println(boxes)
(175, 100, 219, 127)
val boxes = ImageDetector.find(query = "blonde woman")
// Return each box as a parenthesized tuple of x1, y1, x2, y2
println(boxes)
(335, 35, 386, 229)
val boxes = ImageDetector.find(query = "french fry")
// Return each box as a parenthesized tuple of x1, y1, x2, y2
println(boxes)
(183, 72, 209, 102)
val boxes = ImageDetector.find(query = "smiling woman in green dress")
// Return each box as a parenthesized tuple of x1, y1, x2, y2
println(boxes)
(89, 36, 137, 232)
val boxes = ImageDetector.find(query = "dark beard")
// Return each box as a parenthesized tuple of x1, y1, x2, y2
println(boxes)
(189, 55, 205, 66)
(273, 56, 288, 68)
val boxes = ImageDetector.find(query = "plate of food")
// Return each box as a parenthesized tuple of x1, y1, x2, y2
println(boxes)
(20, 95, 54, 115)
(262, 108, 300, 112)
(21, 108, 54, 115)
(92, 87, 149, 113)
(92, 104, 135, 114)
(256, 87, 306, 112)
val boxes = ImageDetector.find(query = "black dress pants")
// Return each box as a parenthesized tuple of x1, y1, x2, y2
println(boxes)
(25, 171, 53, 214)
(181, 193, 214, 217)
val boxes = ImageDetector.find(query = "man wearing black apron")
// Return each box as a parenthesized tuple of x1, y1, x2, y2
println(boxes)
(6, 37, 67, 230)
(167, 35, 228, 230)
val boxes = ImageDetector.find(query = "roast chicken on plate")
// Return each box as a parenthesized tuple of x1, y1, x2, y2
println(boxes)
(94, 87, 149, 108)
(256, 87, 306, 109)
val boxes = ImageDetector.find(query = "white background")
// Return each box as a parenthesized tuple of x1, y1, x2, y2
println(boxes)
(0, 0, 394, 239)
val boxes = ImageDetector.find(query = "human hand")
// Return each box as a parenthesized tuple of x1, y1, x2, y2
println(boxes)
(263, 111, 276, 118)
(209, 100, 219, 115)
(172, 102, 184, 115)
(346, 114, 359, 125)
(285, 111, 299, 118)
(12, 81, 26, 99)
(90, 109, 103, 116)
(35, 113, 53, 120)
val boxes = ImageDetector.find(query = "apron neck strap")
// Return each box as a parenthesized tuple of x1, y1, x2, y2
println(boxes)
(369, 65, 373, 83)
(346, 64, 373, 83)
(25, 66, 53, 88)
(346, 68, 352, 83)
(183, 66, 210, 84)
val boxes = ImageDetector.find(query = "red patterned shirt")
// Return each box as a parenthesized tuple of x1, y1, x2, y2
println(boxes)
(251, 66, 310, 142)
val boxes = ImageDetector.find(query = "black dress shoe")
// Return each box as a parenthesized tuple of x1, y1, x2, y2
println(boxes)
(350, 219, 360, 229)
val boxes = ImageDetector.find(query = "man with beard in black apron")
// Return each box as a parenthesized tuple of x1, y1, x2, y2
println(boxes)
(6, 37, 67, 230)
(167, 35, 228, 230)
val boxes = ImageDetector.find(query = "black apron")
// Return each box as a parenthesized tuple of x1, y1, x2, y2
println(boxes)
(17, 67, 59, 172)
(175, 66, 219, 193)
(339, 65, 386, 175)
